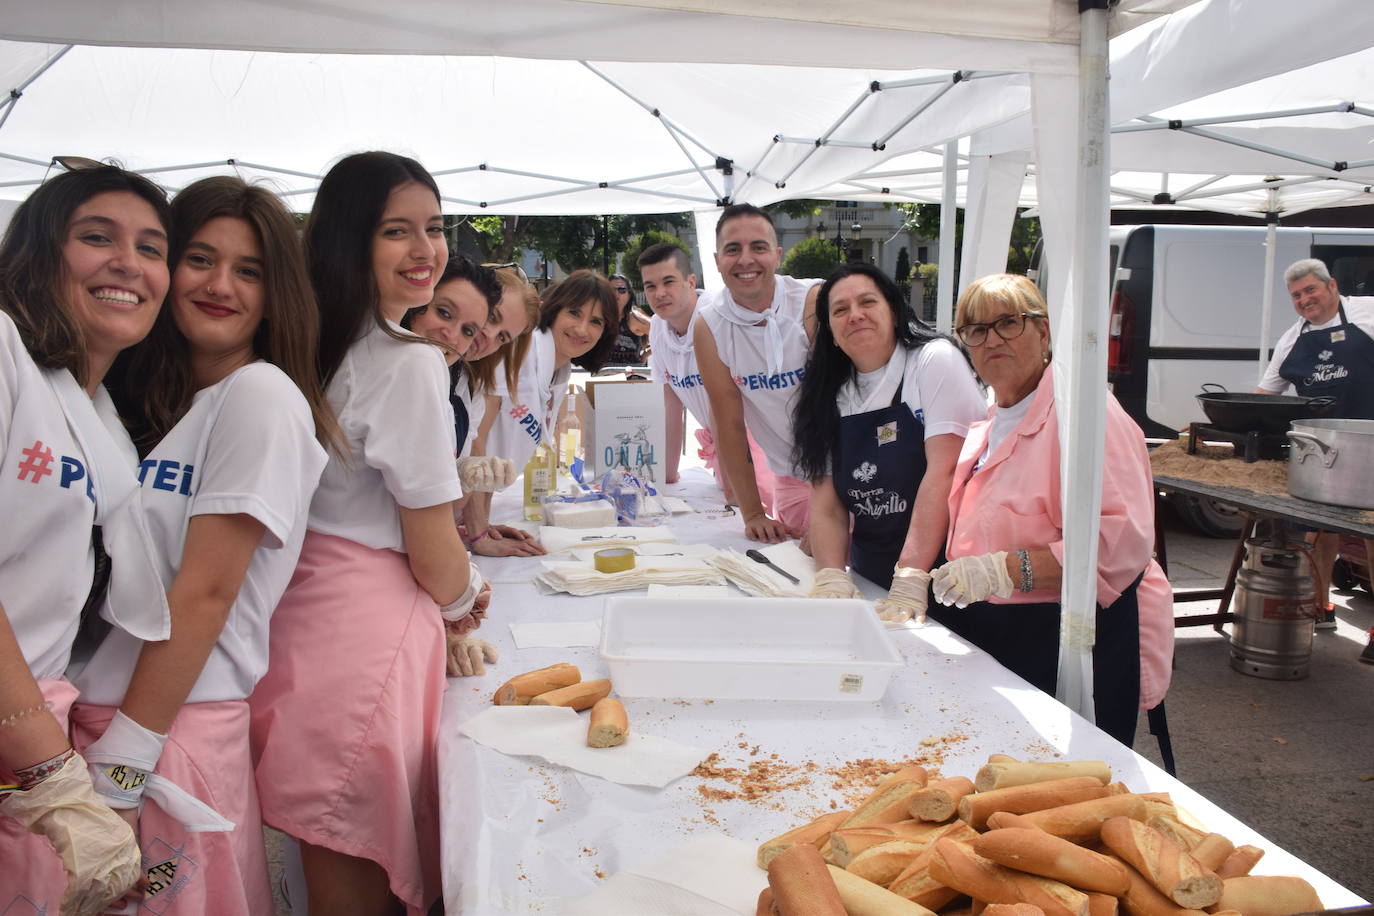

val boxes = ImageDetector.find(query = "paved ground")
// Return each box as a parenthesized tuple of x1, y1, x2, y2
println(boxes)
(268, 500, 1374, 913)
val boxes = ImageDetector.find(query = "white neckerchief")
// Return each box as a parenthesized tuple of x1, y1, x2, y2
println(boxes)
(712, 281, 789, 378)
(660, 306, 699, 358)
(837, 345, 907, 417)
(46, 368, 171, 642)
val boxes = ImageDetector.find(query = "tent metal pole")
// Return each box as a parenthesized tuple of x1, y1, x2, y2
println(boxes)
(658, 119, 722, 201)
(1174, 125, 1343, 172)
(1056, 0, 1111, 723)
(0, 45, 72, 134)
(1175, 175, 1325, 200)
(874, 73, 967, 149)
(772, 81, 882, 188)
(1175, 174, 1224, 198)
(579, 61, 723, 163)
(936, 139, 957, 334)
(1112, 102, 1352, 132)
(1258, 191, 1279, 386)
(773, 137, 881, 150)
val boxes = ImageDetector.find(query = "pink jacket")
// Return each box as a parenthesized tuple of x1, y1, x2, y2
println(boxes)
(945, 369, 1173, 709)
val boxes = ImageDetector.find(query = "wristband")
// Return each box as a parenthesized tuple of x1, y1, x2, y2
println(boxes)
(439, 566, 485, 621)
(1016, 548, 1035, 593)
(13, 747, 76, 790)
(462, 527, 492, 548)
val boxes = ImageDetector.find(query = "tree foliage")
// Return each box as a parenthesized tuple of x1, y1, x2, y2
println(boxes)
(894, 203, 1042, 276)
(781, 236, 842, 280)
(619, 231, 694, 289)
(894, 247, 911, 284)
(765, 199, 826, 220)
(457, 212, 690, 276)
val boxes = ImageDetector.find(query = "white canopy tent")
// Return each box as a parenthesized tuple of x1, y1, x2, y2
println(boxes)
(16, 0, 1360, 723)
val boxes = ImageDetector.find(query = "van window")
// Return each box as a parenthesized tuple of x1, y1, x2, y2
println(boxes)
(1156, 238, 1302, 347)
(1314, 245, 1374, 297)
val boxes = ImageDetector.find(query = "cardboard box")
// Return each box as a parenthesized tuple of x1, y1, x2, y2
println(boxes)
(584, 378, 665, 482)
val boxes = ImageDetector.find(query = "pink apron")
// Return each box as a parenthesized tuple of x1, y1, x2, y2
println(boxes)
(69, 700, 270, 916)
(248, 530, 445, 915)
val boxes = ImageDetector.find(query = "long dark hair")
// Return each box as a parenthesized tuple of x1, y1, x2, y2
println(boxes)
(112, 176, 340, 453)
(791, 263, 948, 482)
(307, 151, 443, 386)
(401, 254, 503, 398)
(537, 270, 619, 372)
(0, 165, 170, 387)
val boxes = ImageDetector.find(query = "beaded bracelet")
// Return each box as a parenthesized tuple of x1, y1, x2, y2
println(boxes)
(0, 700, 53, 729)
(1016, 548, 1035, 593)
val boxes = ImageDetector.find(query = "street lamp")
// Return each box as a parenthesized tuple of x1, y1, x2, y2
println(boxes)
(815, 221, 846, 259)
(849, 222, 862, 263)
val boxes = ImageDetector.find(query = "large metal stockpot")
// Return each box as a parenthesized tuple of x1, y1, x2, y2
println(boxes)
(1286, 418, 1374, 509)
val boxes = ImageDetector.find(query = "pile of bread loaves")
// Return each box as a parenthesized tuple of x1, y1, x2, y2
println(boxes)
(756, 756, 1322, 916)
(492, 662, 628, 748)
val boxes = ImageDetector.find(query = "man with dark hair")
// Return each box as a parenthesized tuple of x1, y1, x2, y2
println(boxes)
(693, 204, 822, 543)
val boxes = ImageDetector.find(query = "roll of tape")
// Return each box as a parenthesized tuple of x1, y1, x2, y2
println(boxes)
(594, 548, 636, 573)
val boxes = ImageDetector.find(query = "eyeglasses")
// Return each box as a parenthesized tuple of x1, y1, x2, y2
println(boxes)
(484, 262, 529, 284)
(954, 312, 1041, 347)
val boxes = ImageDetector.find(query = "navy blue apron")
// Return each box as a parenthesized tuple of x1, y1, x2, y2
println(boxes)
(1278, 302, 1374, 419)
(449, 366, 470, 450)
(927, 574, 1143, 747)
(832, 378, 927, 589)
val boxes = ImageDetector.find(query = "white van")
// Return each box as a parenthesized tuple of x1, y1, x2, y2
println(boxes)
(1032, 224, 1374, 534)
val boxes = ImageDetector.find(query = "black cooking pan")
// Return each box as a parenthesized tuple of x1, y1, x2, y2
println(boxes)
(1196, 383, 1337, 435)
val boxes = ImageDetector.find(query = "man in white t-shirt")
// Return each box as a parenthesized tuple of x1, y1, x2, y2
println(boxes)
(640, 242, 702, 486)
(694, 204, 822, 543)
(1256, 258, 1374, 641)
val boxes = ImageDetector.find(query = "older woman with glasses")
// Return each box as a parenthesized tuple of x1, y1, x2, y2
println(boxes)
(930, 274, 1173, 747)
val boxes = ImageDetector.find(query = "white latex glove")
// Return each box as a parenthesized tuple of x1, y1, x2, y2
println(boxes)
(447, 635, 499, 677)
(874, 567, 932, 623)
(457, 456, 517, 494)
(0, 752, 141, 916)
(83, 709, 165, 811)
(931, 552, 1014, 608)
(808, 567, 862, 599)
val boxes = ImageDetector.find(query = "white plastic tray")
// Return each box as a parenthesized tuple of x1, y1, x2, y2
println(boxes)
(598, 596, 903, 702)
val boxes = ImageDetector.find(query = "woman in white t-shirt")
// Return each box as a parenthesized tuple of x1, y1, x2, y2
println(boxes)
(483, 269, 620, 472)
(0, 167, 171, 915)
(792, 264, 986, 623)
(247, 152, 482, 916)
(68, 176, 332, 915)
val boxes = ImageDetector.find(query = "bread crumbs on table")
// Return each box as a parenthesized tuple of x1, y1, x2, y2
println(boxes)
(595, 869, 607, 879)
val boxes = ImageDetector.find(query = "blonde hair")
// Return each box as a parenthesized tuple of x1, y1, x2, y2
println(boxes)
(468, 266, 540, 396)
(954, 273, 1050, 329)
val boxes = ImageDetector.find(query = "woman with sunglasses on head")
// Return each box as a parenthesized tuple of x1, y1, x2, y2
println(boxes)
(792, 264, 984, 623)
(484, 270, 619, 473)
(931, 274, 1173, 747)
(69, 176, 330, 915)
(604, 273, 649, 368)
(0, 166, 172, 915)
(248, 152, 484, 915)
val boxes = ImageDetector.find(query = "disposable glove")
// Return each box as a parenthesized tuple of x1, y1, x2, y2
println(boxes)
(874, 567, 932, 623)
(457, 457, 517, 494)
(808, 567, 861, 599)
(1, 751, 141, 916)
(931, 552, 1014, 608)
(438, 566, 485, 623)
(447, 635, 499, 677)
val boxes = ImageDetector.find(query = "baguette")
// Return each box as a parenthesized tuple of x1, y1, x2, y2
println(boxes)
(973, 828, 1131, 895)
(758, 811, 851, 869)
(985, 906, 1046, 916)
(848, 840, 936, 887)
(843, 770, 930, 829)
(767, 844, 846, 916)
(832, 821, 944, 868)
(826, 864, 939, 916)
(887, 848, 963, 911)
(586, 697, 628, 748)
(528, 678, 611, 710)
(1086, 893, 1119, 916)
(493, 662, 580, 705)
(1015, 795, 1149, 844)
(1117, 860, 1209, 916)
(1187, 836, 1235, 874)
(986, 812, 1039, 831)
(910, 777, 977, 823)
(1214, 847, 1264, 880)
(1100, 817, 1221, 909)
(960, 778, 1116, 831)
(928, 839, 1090, 916)
(975, 761, 1111, 793)
(1212, 876, 1320, 916)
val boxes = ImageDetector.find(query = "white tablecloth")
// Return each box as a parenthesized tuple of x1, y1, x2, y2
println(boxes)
(439, 468, 1366, 914)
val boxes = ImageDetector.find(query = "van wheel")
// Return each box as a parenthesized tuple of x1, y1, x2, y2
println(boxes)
(1173, 495, 1245, 538)
(1331, 559, 1357, 591)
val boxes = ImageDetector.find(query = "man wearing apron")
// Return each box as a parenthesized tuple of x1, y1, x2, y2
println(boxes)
(1257, 258, 1374, 639)
(694, 204, 821, 543)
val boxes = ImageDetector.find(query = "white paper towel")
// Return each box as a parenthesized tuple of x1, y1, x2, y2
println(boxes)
(458, 705, 707, 788)
(508, 620, 602, 648)
(563, 835, 765, 916)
